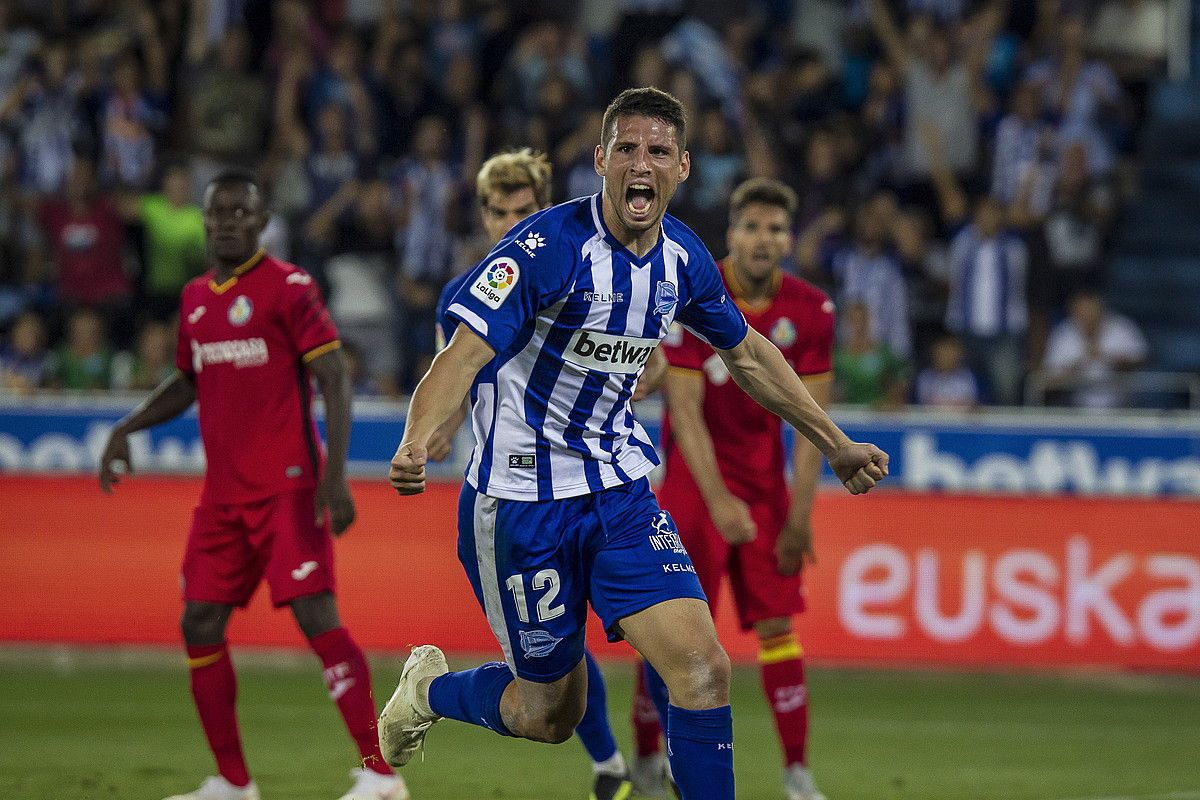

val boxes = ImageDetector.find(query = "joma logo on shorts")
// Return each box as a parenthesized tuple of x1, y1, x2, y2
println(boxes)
(563, 330, 656, 375)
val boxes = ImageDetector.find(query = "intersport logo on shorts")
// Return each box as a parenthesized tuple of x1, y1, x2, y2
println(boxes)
(563, 330, 656, 374)
(191, 338, 269, 372)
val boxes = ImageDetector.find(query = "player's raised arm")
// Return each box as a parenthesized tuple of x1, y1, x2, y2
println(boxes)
(390, 326, 495, 494)
(99, 371, 197, 492)
(715, 328, 889, 494)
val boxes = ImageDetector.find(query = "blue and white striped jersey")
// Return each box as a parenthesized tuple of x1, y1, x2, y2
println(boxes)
(443, 194, 748, 502)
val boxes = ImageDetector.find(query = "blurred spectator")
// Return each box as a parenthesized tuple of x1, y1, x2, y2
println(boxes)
(1024, 12, 1124, 165)
(323, 177, 400, 397)
(98, 14, 168, 189)
(390, 115, 458, 391)
(832, 204, 912, 359)
(833, 301, 909, 408)
(867, 0, 990, 183)
(1042, 290, 1148, 409)
(503, 20, 591, 114)
(1026, 142, 1118, 358)
(675, 106, 745, 249)
(1, 37, 82, 196)
(0, 1, 40, 105)
(32, 157, 131, 323)
(1090, 0, 1168, 84)
(915, 334, 981, 409)
(185, 26, 271, 190)
(304, 26, 383, 158)
(49, 307, 112, 390)
(119, 161, 207, 320)
(0, 308, 50, 393)
(945, 195, 1028, 406)
(991, 81, 1053, 206)
(110, 317, 174, 392)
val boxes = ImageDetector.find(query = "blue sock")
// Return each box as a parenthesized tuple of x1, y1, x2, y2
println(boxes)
(666, 705, 734, 800)
(643, 661, 671, 735)
(574, 650, 619, 763)
(427, 662, 515, 736)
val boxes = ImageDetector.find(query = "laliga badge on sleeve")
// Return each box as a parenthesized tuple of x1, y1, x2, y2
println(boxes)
(471, 257, 520, 309)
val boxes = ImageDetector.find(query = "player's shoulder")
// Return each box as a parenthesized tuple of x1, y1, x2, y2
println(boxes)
(779, 273, 835, 317)
(661, 213, 712, 262)
(509, 197, 592, 248)
(259, 254, 315, 285)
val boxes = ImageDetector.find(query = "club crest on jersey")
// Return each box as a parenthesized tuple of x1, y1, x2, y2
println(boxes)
(771, 317, 797, 348)
(227, 295, 253, 326)
(519, 629, 562, 659)
(654, 280, 678, 315)
(471, 257, 519, 309)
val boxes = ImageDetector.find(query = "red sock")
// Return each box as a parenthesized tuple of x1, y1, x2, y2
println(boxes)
(187, 643, 250, 787)
(759, 633, 809, 767)
(631, 660, 663, 757)
(309, 627, 393, 776)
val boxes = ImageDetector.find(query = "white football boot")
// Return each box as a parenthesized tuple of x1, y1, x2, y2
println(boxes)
(334, 767, 410, 800)
(784, 764, 828, 800)
(162, 776, 260, 800)
(629, 753, 671, 799)
(378, 645, 448, 767)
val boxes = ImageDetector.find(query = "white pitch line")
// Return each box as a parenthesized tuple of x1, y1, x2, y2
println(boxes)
(1052, 791, 1200, 800)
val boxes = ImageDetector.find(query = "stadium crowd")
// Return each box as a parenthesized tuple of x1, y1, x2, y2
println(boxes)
(0, 0, 1170, 408)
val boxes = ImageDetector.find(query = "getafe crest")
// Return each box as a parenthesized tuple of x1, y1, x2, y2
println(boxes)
(228, 295, 253, 326)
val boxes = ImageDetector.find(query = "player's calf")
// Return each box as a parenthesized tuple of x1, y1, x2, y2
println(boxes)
(499, 663, 588, 744)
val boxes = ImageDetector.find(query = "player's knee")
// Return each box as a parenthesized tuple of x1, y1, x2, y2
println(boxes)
(670, 641, 731, 708)
(180, 603, 229, 645)
(754, 617, 792, 641)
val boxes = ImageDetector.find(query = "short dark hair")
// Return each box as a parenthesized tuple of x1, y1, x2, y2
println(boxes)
(208, 169, 260, 192)
(729, 178, 798, 224)
(601, 87, 687, 152)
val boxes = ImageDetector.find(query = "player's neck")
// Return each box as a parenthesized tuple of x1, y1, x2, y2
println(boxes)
(601, 197, 661, 257)
(726, 259, 779, 305)
(211, 249, 264, 282)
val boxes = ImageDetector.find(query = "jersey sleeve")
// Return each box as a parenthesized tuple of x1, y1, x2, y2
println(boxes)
(660, 323, 710, 372)
(175, 308, 194, 378)
(444, 222, 571, 355)
(674, 250, 748, 350)
(794, 294, 835, 376)
(281, 271, 340, 361)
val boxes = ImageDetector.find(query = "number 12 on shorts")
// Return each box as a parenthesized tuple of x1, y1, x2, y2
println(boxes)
(505, 569, 565, 623)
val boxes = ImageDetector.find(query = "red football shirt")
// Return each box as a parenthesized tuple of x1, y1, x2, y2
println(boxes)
(176, 251, 341, 504)
(37, 197, 130, 306)
(660, 263, 835, 498)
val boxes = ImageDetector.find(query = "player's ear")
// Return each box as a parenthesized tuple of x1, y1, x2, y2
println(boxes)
(594, 144, 606, 177)
(677, 150, 690, 183)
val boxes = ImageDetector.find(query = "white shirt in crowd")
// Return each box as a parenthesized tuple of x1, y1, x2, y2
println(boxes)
(1042, 313, 1149, 408)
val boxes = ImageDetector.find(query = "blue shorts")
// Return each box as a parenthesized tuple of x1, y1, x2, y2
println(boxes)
(457, 477, 707, 682)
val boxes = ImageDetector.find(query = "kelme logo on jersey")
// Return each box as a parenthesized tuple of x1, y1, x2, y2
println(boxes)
(471, 257, 520, 309)
(654, 280, 678, 315)
(519, 629, 562, 659)
(563, 330, 657, 374)
(228, 295, 253, 326)
(516, 231, 545, 256)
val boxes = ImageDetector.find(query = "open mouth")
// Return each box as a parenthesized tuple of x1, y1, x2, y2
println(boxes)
(625, 183, 655, 218)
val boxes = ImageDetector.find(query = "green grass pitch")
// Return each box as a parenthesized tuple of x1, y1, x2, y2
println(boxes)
(1, 649, 1198, 800)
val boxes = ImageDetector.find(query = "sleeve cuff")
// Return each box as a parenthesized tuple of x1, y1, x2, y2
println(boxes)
(301, 339, 341, 362)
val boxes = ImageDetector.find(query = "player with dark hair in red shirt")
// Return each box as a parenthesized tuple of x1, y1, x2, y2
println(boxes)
(99, 172, 408, 800)
(631, 178, 836, 800)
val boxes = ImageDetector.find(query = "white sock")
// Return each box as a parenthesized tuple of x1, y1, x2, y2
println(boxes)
(593, 751, 627, 776)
